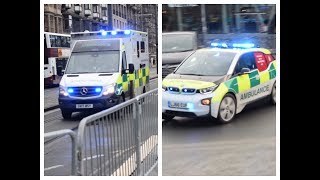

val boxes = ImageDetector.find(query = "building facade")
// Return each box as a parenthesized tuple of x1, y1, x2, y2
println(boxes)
(44, 4, 158, 63)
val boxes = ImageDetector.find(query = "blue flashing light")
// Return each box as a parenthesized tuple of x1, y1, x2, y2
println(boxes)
(124, 30, 131, 35)
(95, 87, 102, 93)
(111, 31, 117, 35)
(67, 88, 74, 93)
(210, 42, 228, 48)
(232, 43, 255, 48)
(211, 42, 219, 47)
(101, 31, 107, 36)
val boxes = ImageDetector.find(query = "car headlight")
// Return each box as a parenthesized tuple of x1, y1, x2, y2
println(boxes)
(59, 86, 69, 96)
(103, 84, 115, 95)
(199, 86, 218, 94)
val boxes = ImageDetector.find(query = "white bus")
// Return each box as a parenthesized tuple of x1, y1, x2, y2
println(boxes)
(44, 32, 71, 86)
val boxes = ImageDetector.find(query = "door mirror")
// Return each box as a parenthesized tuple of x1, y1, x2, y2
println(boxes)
(239, 68, 250, 75)
(128, 64, 134, 74)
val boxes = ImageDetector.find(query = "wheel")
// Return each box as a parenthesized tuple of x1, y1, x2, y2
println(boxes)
(162, 113, 174, 120)
(118, 94, 125, 104)
(217, 94, 237, 124)
(61, 109, 72, 119)
(270, 83, 276, 105)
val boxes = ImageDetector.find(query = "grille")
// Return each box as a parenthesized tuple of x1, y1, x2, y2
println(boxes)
(181, 88, 196, 94)
(69, 86, 102, 97)
(167, 86, 180, 93)
(164, 110, 197, 117)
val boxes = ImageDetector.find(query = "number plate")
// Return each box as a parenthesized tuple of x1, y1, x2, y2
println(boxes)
(76, 104, 93, 109)
(168, 101, 188, 109)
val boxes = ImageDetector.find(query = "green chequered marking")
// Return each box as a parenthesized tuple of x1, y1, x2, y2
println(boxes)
(142, 68, 146, 77)
(135, 71, 139, 79)
(224, 78, 239, 94)
(139, 78, 143, 86)
(269, 63, 276, 79)
(146, 76, 149, 83)
(122, 74, 128, 82)
(249, 70, 260, 88)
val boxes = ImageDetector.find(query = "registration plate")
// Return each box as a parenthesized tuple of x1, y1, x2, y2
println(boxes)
(76, 104, 93, 109)
(168, 101, 188, 109)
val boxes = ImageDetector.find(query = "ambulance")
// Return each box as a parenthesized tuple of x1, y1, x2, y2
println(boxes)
(162, 43, 276, 123)
(59, 30, 150, 119)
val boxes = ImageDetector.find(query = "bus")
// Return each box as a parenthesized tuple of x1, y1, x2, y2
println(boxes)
(44, 32, 71, 86)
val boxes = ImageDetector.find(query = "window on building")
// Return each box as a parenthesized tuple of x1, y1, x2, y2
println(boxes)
(124, 6, 127, 19)
(113, 5, 115, 14)
(141, 41, 145, 53)
(44, 14, 49, 32)
(50, 15, 55, 32)
(103, 9, 107, 16)
(84, 4, 90, 10)
(93, 4, 98, 13)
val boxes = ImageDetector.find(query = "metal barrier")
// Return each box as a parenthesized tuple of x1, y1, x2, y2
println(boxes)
(76, 89, 158, 176)
(44, 129, 77, 175)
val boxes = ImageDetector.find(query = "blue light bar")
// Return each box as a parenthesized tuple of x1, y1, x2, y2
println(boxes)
(210, 42, 228, 48)
(67, 88, 74, 93)
(101, 31, 107, 36)
(221, 43, 228, 48)
(124, 30, 131, 35)
(232, 43, 255, 48)
(111, 31, 117, 35)
(211, 42, 219, 47)
(95, 87, 102, 93)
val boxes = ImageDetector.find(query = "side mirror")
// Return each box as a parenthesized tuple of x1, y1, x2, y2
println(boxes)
(122, 69, 130, 74)
(128, 64, 134, 74)
(239, 68, 250, 75)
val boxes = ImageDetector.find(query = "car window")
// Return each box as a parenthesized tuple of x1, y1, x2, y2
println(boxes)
(234, 52, 256, 75)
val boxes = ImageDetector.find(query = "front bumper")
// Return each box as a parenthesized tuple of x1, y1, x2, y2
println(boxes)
(58, 93, 119, 112)
(162, 91, 213, 117)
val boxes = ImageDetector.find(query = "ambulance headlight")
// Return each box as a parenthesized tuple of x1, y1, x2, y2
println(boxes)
(199, 86, 217, 94)
(59, 86, 69, 96)
(103, 85, 115, 95)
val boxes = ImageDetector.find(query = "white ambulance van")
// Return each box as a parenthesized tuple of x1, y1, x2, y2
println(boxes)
(59, 30, 150, 119)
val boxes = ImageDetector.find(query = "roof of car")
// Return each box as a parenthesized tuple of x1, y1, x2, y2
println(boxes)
(197, 48, 272, 54)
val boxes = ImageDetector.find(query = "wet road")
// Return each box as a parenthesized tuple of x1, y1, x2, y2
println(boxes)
(162, 98, 276, 176)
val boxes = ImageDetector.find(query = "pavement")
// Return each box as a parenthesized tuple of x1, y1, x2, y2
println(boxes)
(44, 66, 158, 111)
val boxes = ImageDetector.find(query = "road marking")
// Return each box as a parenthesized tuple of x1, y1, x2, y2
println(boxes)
(44, 165, 64, 171)
(82, 154, 104, 161)
(111, 135, 157, 176)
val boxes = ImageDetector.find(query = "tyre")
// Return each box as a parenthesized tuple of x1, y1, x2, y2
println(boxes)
(270, 83, 276, 105)
(61, 109, 72, 119)
(118, 94, 125, 104)
(217, 93, 237, 124)
(162, 113, 174, 120)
